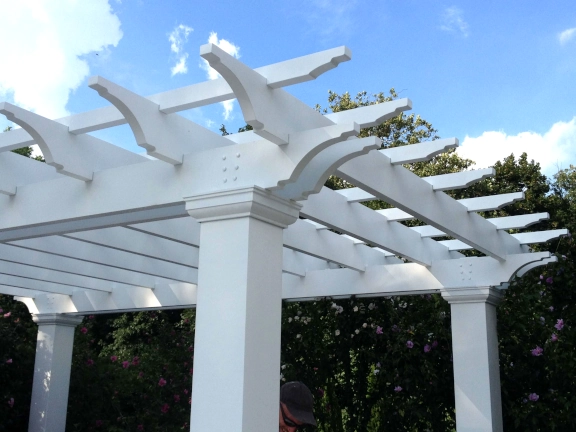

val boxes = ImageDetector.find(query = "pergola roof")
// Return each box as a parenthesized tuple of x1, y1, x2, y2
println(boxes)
(0, 43, 565, 315)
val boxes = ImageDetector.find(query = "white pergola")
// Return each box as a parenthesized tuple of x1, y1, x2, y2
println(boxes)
(0, 44, 565, 432)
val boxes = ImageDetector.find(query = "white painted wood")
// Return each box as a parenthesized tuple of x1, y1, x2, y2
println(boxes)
(440, 230, 568, 251)
(0, 243, 181, 289)
(0, 47, 351, 147)
(300, 187, 455, 266)
(10, 236, 198, 283)
(337, 152, 524, 260)
(283, 263, 443, 300)
(0, 103, 145, 181)
(442, 288, 504, 432)
(488, 213, 549, 230)
(63, 227, 200, 268)
(0, 152, 63, 195)
(459, 192, 525, 212)
(0, 285, 39, 297)
(380, 138, 459, 164)
(422, 168, 495, 191)
(285, 219, 367, 271)
(413, 213, 551, 238)
(0, 260, 113, 292)
(29, 314, 84, 432)
(512, 229, 569, 244)
(274, 137, 380, 200)
(89, 76, 233, 164)
(201, 43, 333, 145)
(325, 98, 412, 128)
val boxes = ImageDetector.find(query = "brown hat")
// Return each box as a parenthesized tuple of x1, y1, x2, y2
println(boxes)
(280, 381, 317, 426)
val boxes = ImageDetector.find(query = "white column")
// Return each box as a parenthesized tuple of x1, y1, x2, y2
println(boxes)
(185, 187, 301, 432)
(28, 313, 84, 432)
(442, 287, 504, 432)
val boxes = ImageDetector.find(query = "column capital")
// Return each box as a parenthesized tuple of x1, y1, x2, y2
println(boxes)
(184, 186, 302, 228)
(32, 313, 84, 327)
(441, 286, 504, 306)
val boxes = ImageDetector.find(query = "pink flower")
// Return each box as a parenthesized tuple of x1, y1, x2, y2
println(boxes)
(394, 386, 402, 392)
(3, 312, 11, 318)
(122, 361, 130, 369)
(132, 356, 140, 366)
(8, 398, 14, 408)
(431, 340, 438, 348)
(110, 355, 118, 362)
(80, 327, 88, 334)
(549, 306, 554, 312)
(406, 341, 414, 349)
(424, 344, 431, 353)
(528, 393, 539, 402)
(5, 358, 12, 364)
(555, 319, 564, 331)
(86, 359, 94, 366)
(138, 371, 144, 378)
(95, 419, 103, 427)
(531, 346, 544, 356)
(546, 277, 553, 284)
(183, 389, 189, 395)
(158, 378, 167, 387)
(551, 333, 558, 342)
(137, 425, 144, 431)
(0, 308, 3, 313)
(174, 394, 180, 402)
(160, 403, 170, 414)
(89, 315, 95, 319)
(375, 326, 383, 335)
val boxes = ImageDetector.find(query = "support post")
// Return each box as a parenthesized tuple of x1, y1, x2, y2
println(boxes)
(185, 187, 301, 432)
(28, 313, 84, 432)
(442, 287, 504, 432)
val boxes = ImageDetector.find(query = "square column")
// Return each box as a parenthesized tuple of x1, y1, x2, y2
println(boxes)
(185, 187, 301, 432)
(28, 313, 84, 432)
(442, 287, 504, 432)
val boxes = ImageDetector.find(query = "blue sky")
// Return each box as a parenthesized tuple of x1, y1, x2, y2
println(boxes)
(1, 0, 575, 177)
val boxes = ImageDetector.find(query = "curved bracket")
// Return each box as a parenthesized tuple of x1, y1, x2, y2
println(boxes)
(0, 103, 146, 182)
(89, 76, 232, 164)
(272, 137, 380, 201)
(200, 43, 332, 144)
(325, 98, 412, 129)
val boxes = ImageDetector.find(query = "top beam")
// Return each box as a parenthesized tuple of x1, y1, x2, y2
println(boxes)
(0, 46, 352, 150)
(337, 151, 524, 261)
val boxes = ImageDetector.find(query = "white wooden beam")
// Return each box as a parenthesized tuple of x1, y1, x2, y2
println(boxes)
(201, 43, 333, 145)
(0, 152, 61, 196)
(300, 187, 455, 266)
(89, 76, 233, 164)
(325, 98, 412, 129)
(0, 103, 145, 181)
(283, 263, 443, 300)
(0, 260, 113, 293)
(0, 46, 352, 148)
(0, 243, 180, 289)
(412, 213, 551, 238)
(422, 168, 495, 191)
(337, 152, 524, 260)
(380, 138, 459, 164)
(10, 236, 197, 283)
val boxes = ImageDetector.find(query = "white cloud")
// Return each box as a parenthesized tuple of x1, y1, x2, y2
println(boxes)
(201, 32, 240, 120)
(301, 0, 359, 40)
(559, 27, 576, 45)
(169, 24, 193, 76)
(0, 0, 122, 120)
(440, 7, 469, 38)
(456, 118, 576, 177)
